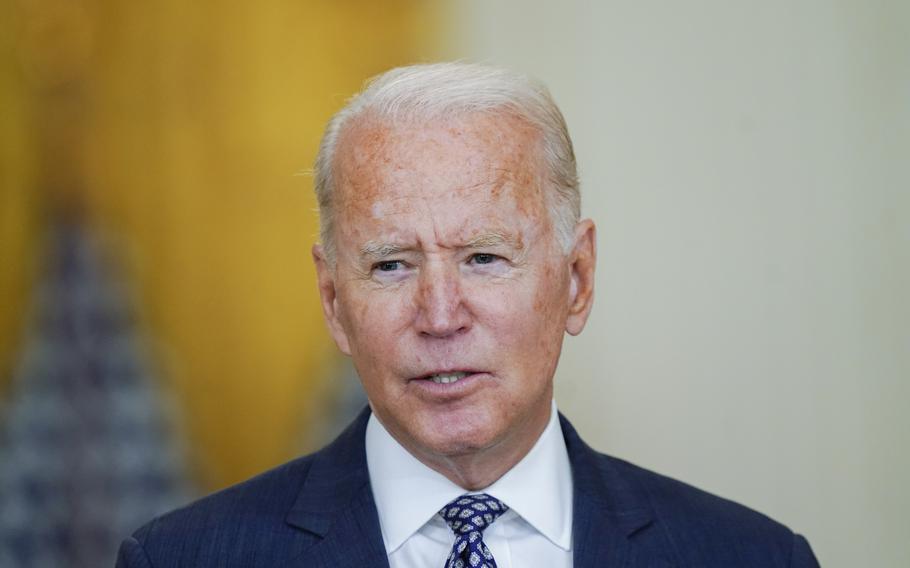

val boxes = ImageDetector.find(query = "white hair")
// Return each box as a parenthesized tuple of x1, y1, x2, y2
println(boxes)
(313, 62, 580, 263)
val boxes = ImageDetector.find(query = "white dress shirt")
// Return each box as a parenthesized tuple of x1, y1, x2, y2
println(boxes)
(365, 400, 574, 568)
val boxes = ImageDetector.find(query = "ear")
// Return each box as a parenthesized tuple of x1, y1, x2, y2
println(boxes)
(565, 219, 597, 336)
(312, 244, 352, 355)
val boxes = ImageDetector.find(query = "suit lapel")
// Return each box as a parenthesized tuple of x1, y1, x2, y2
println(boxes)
(284, 408, 390, 568)
(288, 484, 389, 567)
(561, 415, 675, 568)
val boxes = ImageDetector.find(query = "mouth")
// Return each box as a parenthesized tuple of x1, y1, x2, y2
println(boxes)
(424, 371, 471, 384)
(411, 370, 488, 389)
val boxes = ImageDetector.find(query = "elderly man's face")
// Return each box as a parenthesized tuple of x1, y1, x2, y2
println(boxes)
(314, 112, 594, 477)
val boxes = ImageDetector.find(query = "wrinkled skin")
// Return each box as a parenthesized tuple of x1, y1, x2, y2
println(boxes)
(313, 111, 596, 489)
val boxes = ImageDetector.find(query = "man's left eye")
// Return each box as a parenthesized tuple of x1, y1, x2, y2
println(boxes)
(470, 253, 498, 265)
(375, 260, 403, 272)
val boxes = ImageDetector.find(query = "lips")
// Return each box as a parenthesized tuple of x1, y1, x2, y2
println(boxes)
(408, 370, 491, 401)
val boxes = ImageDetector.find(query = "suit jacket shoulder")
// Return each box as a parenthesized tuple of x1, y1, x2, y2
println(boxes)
(560, 414, 819, 567)
(120, 457, 313, 567)
(116, 409, 387, 568)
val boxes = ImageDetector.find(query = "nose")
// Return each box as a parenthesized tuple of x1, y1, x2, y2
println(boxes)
(415, 261, 470, 338)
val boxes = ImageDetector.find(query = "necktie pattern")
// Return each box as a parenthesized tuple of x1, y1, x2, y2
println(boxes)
(439, 493, 508, 568)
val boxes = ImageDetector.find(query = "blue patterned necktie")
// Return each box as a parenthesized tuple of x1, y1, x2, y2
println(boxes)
(439, 493, 509, 568)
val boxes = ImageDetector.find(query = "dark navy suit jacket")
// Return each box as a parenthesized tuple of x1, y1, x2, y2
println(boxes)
(116, 408, 820, 567)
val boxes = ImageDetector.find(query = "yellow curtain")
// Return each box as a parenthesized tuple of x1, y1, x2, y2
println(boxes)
(0, 0, 41, 394)
(1, 0, 448, 491)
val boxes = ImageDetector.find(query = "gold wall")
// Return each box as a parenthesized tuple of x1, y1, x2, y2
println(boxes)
(0, 0, 39, 394)
(1, 0, 448, 490)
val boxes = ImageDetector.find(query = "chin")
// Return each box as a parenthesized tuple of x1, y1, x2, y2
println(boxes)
(413, 416, 503, 458)
(426, 435, 493, 458)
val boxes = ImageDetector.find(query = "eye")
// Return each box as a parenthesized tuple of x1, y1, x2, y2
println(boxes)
(375, 260, 404, 272)
(469, 253, 499, 265)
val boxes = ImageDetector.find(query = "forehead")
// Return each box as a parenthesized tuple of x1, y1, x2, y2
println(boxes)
(332, 111, 546, 212)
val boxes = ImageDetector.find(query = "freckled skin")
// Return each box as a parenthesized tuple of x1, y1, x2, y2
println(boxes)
(313, 111, 597, 489)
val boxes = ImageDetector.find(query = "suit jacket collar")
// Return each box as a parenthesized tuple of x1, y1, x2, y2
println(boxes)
(285, 407, 389, 567)
(560, 414, 674, 567)
(283, 407, 672, 567)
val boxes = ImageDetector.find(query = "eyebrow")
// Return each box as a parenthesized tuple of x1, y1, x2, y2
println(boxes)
(358, 232, 522, 262)
(464, 232, 513, 249)
(359, 241, 405, 260)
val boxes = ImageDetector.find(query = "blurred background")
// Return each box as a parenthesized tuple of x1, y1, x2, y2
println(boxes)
(0, 1, 906, 566)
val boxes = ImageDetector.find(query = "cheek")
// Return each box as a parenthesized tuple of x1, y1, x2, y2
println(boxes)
(469, 274, 565, 339)
(526, 274, 571, 352)
(534, 269, 569, 319)
(464, 279, 522, 320)
(338, 286, 414, 358)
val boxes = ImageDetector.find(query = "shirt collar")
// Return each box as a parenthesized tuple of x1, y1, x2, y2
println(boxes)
(365, 400, 573, 553)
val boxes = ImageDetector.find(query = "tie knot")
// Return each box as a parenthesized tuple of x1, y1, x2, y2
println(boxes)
(439, 493, 508, 535)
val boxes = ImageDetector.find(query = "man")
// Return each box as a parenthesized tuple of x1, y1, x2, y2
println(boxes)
(117, 62, 819, 567)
